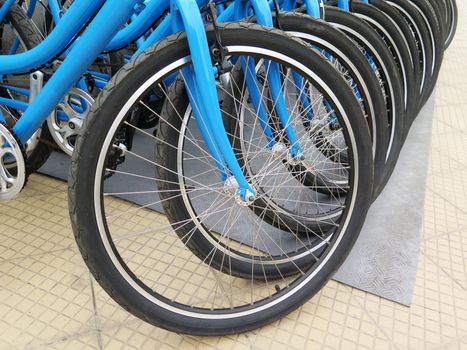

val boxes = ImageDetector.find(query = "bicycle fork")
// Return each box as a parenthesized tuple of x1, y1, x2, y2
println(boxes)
(234, 0, 305, 159)
(171, 0, 257, 203)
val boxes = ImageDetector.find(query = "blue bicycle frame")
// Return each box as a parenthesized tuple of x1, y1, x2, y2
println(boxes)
(0, 0, 261, 199)
(0, 0, 323, 200)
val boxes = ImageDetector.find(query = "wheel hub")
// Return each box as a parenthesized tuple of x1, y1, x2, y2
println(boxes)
(223, 176, 256, 206)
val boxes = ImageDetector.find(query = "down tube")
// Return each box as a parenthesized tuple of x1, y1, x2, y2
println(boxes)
(13, 0, 141, 144)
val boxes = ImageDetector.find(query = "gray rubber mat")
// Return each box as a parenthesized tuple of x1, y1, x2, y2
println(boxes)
(333, 95, 435, 305)
(39, 95, 434, 305)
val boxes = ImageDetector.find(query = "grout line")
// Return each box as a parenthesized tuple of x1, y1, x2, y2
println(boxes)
(24, 329, 101, 350)
(342, 284, 401, 350)
(14, 189, 66, 200)
(431, 333, 467, 349)
(422, 225, 467, 242)
(428, 149, 467, 174)
(0, 245, 74, 264)
(426, 187, 467, 216)
(434, 116, 467, 133)
(419, 249, 467, 291)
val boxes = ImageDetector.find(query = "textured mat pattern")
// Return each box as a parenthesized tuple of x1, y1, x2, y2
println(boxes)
(333, 96, 434, 306)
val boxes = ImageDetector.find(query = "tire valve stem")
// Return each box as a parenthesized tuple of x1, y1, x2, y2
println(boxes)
(275, 285, 281, 293)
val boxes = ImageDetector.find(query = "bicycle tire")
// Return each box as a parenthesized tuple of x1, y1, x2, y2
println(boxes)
(325, 0, 420, 131)
(444, 0, 458, 49)
(349, 2, 417, 134)
(426, 0, 447, 42)
(241, 11, 388, 202)
(386, 0, 434, 111)
(407, 0, 444, 105)
(321, 6, 405, 196)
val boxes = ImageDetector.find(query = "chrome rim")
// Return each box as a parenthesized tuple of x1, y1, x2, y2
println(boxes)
(90, 46, 360, 318)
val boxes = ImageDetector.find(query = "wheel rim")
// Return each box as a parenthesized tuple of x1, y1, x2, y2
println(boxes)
(90, 46, 361, 318)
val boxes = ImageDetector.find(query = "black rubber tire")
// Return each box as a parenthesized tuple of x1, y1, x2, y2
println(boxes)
(322, 6, 404, 197)
(438, 0, 451, 34)
(426, 0, 447, 42)
(365, 0, 422, 128)
(69, 23, 373, 335)
(282, 13, 388, 198)
(0, 3, 54, 173)
(256, 12, 388, 200)
(444, 0, 458, 49)
(326, 0, 419, 134)
(407, 0, 444, 105)
(386, 0, 434, 112)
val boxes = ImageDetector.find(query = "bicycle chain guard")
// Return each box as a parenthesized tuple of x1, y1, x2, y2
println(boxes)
(47, 88, 95, 156)
(0, 122, 27, 201)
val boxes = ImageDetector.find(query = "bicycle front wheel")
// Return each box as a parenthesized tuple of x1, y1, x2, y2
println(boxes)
(69, 23, 373, 335)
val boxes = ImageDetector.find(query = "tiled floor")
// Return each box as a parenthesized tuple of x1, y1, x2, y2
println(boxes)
(1, 5, 467, 350)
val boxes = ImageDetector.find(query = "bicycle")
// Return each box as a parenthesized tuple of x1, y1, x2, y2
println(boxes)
(0, 0, 381, 238)
(4, 0, 454, 196)
(0, 0, 374, 335)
